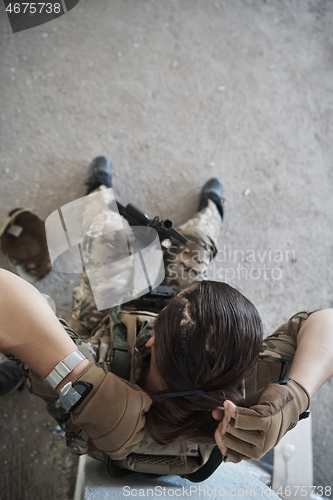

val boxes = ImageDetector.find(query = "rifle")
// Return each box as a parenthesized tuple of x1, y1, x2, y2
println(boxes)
(116, 202, 188, 248)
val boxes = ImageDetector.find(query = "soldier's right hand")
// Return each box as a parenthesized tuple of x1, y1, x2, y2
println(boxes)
(70, 363, 152, 460)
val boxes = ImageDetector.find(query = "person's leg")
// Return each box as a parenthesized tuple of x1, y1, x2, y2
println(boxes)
(162, 179, 223, 293)
(69, 158, 134, 339)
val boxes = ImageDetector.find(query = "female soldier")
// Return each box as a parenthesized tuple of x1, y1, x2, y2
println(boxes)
(0, 157, 332, 470)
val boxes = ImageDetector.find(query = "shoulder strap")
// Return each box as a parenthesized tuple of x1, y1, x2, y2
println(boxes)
(108, 307, 130, 380)
(183, 446, 224, 482)
(108, 308, 157, 381)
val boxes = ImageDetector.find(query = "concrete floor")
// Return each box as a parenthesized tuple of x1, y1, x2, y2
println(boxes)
(1, 0, 333, 498)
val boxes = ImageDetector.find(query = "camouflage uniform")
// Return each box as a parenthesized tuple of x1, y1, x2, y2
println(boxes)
(245, 311, 312, 395)
(67, 186, 311, 397)
(68, 186, 136, 339)
(69, 186, 222, 339)
(1, 187, 315, 464)
(67, 186, 310, 391)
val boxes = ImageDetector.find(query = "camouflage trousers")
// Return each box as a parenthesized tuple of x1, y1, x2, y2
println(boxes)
(69, 187, 222, 339)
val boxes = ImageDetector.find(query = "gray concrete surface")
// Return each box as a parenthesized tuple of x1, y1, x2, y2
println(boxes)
(74, 455, 279, 500)
(0, 385, 77, 500)
(1, 0, 333, 499)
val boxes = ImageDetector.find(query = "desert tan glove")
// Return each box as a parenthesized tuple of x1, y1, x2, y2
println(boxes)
(223, 379, 310, 463)
(70, 363, 152, 460)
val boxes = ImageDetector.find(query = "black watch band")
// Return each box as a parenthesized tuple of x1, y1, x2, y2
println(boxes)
(278, 378, 293, 385)
(278, 378, 310, 421)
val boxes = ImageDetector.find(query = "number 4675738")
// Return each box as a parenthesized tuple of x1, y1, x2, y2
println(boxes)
(6, 3, 61, 14)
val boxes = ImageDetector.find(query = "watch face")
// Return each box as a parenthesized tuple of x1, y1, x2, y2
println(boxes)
(69, 382, 94, 412)
(73, 381, 93, 396)
(59, 382, 93, 412)
(279, 378, 292, 385)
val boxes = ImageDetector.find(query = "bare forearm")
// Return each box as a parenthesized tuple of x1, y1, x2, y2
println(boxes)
(287, 309, 333, 397)
(0, 269, 88, 390)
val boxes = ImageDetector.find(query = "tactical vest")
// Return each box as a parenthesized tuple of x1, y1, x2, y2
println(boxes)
(23, 308, 224, 483)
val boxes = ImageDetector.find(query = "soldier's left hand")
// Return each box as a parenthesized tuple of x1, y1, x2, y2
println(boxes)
(212, 380, 310, 463)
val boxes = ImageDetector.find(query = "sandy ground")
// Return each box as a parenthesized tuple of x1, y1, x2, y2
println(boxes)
(0, 0, 333, 498)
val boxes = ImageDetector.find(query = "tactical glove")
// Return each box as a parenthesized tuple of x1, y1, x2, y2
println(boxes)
(70, 363, 152, 460)
(223, 379, 310, 463)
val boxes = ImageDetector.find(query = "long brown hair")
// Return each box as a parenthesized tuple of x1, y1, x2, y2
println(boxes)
(145, 281, 263, 445)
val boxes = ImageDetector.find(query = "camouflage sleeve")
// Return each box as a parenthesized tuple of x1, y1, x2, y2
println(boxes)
(245, 311, 316, 396)
(260, 311, 312, 364)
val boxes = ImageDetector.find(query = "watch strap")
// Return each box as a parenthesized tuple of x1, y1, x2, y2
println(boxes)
(45, 350, 86, 390)
(279, 377, 311, 420)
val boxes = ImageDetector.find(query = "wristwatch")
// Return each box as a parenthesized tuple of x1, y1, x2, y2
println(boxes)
(57, 381, 93, 412)
(278, 377, 293, 385)
(279, 378, 310, 421)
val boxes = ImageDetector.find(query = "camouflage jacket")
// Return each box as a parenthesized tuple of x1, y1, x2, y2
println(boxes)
(2, 307, 313, 461)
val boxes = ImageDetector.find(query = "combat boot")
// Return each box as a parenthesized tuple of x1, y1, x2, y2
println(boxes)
(85, 156, 113, 194)
(197, 178, 224, 219)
